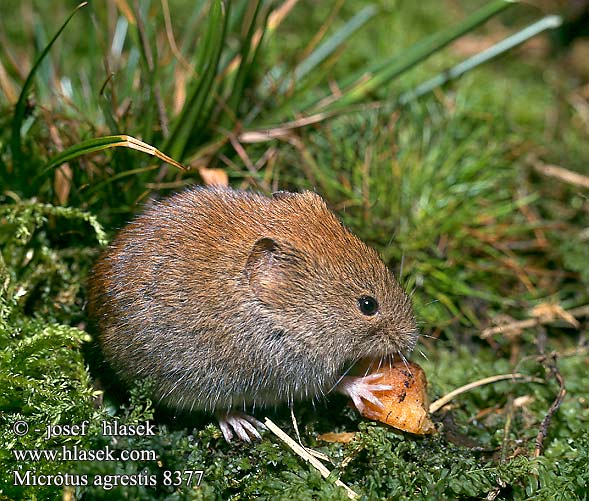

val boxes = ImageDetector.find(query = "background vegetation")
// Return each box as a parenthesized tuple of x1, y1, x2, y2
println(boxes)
(1, 0, 588, 499)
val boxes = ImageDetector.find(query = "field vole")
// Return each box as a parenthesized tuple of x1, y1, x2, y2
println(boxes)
(88, 187, 418, 441)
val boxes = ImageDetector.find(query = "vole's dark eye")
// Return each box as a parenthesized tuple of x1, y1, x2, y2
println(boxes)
(358, 296, 378, 316)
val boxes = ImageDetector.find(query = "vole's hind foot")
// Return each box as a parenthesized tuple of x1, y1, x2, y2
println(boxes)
(337, 374, 393, 413)
(216, 412, 266, 442)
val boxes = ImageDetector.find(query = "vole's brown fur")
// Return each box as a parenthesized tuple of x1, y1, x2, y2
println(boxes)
(88, 187, 417, 415)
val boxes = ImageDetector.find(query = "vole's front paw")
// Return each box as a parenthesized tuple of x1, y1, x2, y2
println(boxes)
(216, 412, 266, 442)
(337, 374, 393, 413)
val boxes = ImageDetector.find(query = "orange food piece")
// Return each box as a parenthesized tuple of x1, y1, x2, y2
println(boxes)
(357, 359, 436, 435)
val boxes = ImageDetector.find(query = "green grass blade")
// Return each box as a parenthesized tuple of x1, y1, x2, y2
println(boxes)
(44, 136, 129, 173)
(290, 5, 376, 88)
(129, 1, 158, 143)
(313, 0, 516, 112)
(250, 5, 377, 122)
(217, 0, 263, 132)
(40, 135, 183, 181)
(189, 0, 230, 134)
(259, 4, 377, 123)
(85, 164, 160, 198)
(164, 0, 228, 160)
(398, 15, 563, 105)
(179, 0, 208, 55)
(10, 2, 88, 163)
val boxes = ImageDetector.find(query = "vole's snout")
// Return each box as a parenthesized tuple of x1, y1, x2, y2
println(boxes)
(381, 324, 419, 357)
(379, 300, 420, 356)
(392, 289, 420, 354)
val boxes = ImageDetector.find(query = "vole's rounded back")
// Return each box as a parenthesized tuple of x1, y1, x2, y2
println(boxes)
(88, 187, 417, 413)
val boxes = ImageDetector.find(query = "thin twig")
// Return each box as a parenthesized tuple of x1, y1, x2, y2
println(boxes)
(228, 134, 271, 192)
(289, 407, 330, 462)
(161, 0, 195, 75)
(238, 101, 383, 143)
(264, 418, 358, 499)
(429, 373, 544, 414)
(534, 354, 567, 457)
(533, 160, 589, 189)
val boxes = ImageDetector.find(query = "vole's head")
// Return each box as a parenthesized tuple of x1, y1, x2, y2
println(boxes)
(245, 191, 418, 371)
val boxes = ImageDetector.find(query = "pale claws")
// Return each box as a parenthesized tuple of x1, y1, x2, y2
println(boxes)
(338, 374, 394, 413)
(216, 412, 266, 442)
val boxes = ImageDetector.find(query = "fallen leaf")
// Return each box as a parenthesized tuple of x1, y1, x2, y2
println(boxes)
(530, 302, 580, 328)
(198, 167, 228, 187)
(317, 432, 356, 444)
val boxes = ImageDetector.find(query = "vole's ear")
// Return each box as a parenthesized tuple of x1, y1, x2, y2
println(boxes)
(246, 237, 294, 298)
